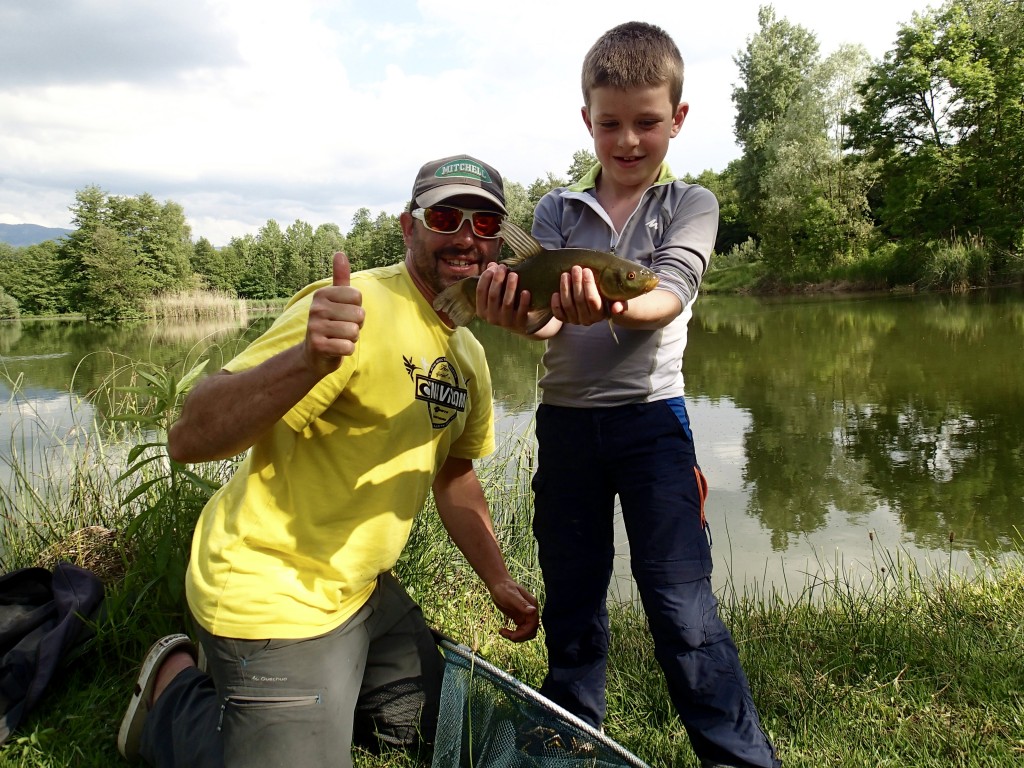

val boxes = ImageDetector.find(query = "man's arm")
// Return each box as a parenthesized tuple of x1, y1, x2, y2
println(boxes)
(168, 253, 364, 463)
(433, 456, 539, 642)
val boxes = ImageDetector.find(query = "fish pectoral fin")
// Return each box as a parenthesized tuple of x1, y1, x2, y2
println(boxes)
(499, 220, 543, 265)
(523, 309, 554, 335)
(607, 317, 620, 344)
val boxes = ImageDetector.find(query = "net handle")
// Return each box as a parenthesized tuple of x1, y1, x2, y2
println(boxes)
(433, 632, 652, 768)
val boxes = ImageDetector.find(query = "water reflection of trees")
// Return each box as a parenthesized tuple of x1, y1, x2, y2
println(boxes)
(690, 289, 1024, 553)
(467, 321, 545, 411)
(0, 320, 24, 354)
(0, 318, 267, 420)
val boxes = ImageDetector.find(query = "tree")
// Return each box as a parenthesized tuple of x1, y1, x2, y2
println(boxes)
(309, 224, 345, 282)
(847, 0, 1024, 256)
(282, 220, 314, 296)
(78, 224, 150, 320)
(59, 185, 108, 307)
(758, 44, 876, 271)
(732, 8, 877, 273)
(344, 208, 375, 271)
(58, 186, 195, 312)
(191, 237, 232, 292)
(502, 181, 534, 233)
(732, 6, 820, 232)
(686, 163, 751, 255)
(107, 193, 193, 294)
(235, 234, 275, 300)
(527, 172, 567, 209)
(567, 149, 598, 183)
(0, 287, 18, 320)
(0, 241, 66, 314)
(366, 212, 405, 269)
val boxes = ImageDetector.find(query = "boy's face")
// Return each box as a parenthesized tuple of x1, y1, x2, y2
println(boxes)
(582, 84, 687, 194)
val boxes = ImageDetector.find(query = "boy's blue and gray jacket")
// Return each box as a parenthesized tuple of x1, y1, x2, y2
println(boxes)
(531, 163, 719, 407)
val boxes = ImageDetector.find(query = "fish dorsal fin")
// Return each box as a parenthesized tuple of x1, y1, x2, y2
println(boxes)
(499, 220, 543, 267)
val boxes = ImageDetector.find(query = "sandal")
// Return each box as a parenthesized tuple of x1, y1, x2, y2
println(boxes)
(117, 633, 195, 762)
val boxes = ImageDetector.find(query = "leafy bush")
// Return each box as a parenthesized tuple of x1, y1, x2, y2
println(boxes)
(711, 237, 761, 270)
(924, 236, 990, 293)
(830, 242, 898, 288)
(0, 288, 20, 319)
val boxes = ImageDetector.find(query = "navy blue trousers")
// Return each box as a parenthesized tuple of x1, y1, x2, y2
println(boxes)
(532, 400, 780, 768)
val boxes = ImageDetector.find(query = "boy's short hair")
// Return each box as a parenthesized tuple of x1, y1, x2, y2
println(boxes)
(581, 21, 684, 107)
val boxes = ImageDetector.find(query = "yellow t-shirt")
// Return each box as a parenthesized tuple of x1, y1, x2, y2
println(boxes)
(185, 263, 495, 639)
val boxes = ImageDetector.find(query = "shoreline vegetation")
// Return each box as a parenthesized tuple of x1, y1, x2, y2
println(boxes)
(0, 364, 1021, 766)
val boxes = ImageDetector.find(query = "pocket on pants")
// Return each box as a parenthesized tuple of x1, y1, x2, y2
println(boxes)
(225, 690, 322, 711)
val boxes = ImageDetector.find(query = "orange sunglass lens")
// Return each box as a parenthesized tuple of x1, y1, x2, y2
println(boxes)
(471, 213, 501, 237)
(424, 207, 461, 232)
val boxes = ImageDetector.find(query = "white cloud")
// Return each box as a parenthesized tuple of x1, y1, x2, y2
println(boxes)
(0, 0, 939, 246)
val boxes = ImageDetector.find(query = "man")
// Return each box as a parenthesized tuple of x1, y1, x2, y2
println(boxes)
(118, 155, 539, 768)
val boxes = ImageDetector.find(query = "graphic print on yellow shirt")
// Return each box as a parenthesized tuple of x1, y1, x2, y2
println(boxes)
(408, 354, 469, 429)
(185, 263, 495, 640)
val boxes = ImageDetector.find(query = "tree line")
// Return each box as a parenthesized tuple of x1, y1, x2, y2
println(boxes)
(1, 0, 1021, 320)
(722, 0, 1023, 286)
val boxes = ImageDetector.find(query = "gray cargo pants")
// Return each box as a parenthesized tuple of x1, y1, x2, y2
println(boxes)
(139, 573, 443, 768)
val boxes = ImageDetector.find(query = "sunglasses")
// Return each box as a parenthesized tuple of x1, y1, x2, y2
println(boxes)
(411, 205, 503, 239)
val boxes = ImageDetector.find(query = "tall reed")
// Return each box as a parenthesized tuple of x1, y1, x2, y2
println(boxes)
(144, 290, 248, 322)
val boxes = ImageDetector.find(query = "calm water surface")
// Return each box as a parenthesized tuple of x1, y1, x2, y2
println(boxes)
(2, 287, 1022, 598)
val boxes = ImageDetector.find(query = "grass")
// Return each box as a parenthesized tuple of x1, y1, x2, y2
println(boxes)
(1, 361, 1022, 767)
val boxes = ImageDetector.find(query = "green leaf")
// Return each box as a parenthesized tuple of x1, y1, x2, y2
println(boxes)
(120, 477, 163, 506)
(137, 370, 166, 390)
(116, 454, 166, 485)
(126, 441, 166, 464)
(178, 358, 211, 393)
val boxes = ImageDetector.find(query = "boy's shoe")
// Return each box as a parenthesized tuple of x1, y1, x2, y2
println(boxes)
(117, 634, 195, 762)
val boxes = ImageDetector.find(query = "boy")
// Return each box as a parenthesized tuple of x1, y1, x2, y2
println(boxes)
(476, 22, 781, 768)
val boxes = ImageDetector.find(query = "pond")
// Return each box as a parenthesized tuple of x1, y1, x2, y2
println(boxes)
(2, 286, 1022, 599)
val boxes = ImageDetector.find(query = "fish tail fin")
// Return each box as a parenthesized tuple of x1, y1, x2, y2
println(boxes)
(433, 277, 479, 326)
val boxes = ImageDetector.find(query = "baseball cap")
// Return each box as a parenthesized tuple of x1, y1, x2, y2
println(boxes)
(411, 155, 507, 214)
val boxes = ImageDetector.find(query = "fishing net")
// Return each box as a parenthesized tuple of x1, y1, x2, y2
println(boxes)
(431, 636, 650, 768)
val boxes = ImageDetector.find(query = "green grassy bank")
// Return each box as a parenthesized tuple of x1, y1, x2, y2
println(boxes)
(1, 364, 1021, 767)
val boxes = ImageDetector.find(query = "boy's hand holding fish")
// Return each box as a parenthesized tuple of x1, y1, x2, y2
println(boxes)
(435, 220, 658, 336)
(553, 264, 626, 327)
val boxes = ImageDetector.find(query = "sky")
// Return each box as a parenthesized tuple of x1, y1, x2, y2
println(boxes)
(0, 0, 939, 247)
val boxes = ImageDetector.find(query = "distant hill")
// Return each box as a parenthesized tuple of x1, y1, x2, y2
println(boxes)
(0, 223, 74, 247)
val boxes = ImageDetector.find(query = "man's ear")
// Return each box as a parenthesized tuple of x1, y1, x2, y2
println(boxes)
(399, 211, 415, 247)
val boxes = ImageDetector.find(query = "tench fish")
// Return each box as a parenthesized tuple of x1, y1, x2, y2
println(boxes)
(433, 220, 659, 332)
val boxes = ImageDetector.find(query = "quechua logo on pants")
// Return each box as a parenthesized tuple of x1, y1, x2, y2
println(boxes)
(406, 356, 468, 429)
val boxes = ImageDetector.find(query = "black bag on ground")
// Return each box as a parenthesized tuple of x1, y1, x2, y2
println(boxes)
(0, 562, 105, 744)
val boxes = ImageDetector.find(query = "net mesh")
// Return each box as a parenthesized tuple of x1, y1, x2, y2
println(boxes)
(432, 637, 650, 768)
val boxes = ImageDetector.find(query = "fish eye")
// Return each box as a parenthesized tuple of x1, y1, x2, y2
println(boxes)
(627, 271, 636, 280)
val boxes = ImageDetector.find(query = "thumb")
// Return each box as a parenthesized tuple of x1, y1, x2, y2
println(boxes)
(332, 251, 351, 287)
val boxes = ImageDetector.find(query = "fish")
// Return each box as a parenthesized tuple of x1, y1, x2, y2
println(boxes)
(432, 220, 659, 333)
